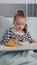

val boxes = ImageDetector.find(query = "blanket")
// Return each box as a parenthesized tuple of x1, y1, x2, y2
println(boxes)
(0, 50, 37, 65)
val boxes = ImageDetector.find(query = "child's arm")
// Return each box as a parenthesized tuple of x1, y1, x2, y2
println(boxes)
(1, 28, 13, 44)
(1, 30, 9, 44)
(31, 38, 37, 43)
(26, 32, 37, 43)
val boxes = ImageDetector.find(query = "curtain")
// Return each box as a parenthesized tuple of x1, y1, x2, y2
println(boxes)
(26, 4, 37, 17)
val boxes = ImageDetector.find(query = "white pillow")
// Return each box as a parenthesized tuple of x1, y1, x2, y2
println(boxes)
(27, 17, 37, 39)
(0, 16, 14, 41)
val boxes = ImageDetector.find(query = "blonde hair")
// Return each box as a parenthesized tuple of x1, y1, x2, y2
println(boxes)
(14, 10, 27, 34)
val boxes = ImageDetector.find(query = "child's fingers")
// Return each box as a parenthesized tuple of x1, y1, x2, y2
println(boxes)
(12, 39, 18, 43)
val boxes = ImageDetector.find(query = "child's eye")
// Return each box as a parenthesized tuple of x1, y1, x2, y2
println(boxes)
(22, 24, 24, 25)
(17, 24, 19, 25)
(17, 23, 19, 25)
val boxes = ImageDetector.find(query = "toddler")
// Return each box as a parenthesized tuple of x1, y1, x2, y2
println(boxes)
(1, 10, 37, 44)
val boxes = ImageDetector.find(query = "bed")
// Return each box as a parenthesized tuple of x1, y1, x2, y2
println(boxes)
(0, 16, 37, 65)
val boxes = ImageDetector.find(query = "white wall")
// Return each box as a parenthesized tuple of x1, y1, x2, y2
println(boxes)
(0, 0, 26, 3)
(0, 0, 35, 3)
(26, 0, 35, 4)
(36, 0, 37, 4)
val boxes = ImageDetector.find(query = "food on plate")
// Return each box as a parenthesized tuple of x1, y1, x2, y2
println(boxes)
(5, 39, 16, 47)
(20, 40, 29, 45)
(22, 40, 27, 42)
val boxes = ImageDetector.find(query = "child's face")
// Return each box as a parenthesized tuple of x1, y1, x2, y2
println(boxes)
(14, 16, 26, 31)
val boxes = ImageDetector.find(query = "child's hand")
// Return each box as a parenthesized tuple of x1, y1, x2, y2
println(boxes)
(13, 39, 18, 43)
(35, 40, 37, 43)
(32, 39, 37, 43)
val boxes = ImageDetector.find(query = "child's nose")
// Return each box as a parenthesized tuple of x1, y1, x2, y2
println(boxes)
(20, 25, 22, 28)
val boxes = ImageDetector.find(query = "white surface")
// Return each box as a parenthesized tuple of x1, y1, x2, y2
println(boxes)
(0, 0, 35, 4)
(0, 0, 26, 3)
(25, 0, 35, 4)
(0, 43, 37, 51)
(36, 0, 37, 3)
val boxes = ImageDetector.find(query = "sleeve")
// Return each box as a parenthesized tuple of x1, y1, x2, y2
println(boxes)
(0, 28, 12, 44)
(26, 32, 32, 43)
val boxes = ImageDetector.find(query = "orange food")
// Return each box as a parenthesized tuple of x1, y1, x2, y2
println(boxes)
(5, 39, 16, 47)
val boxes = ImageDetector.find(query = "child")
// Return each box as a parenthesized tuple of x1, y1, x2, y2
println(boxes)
(1, 10, 37, 44)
